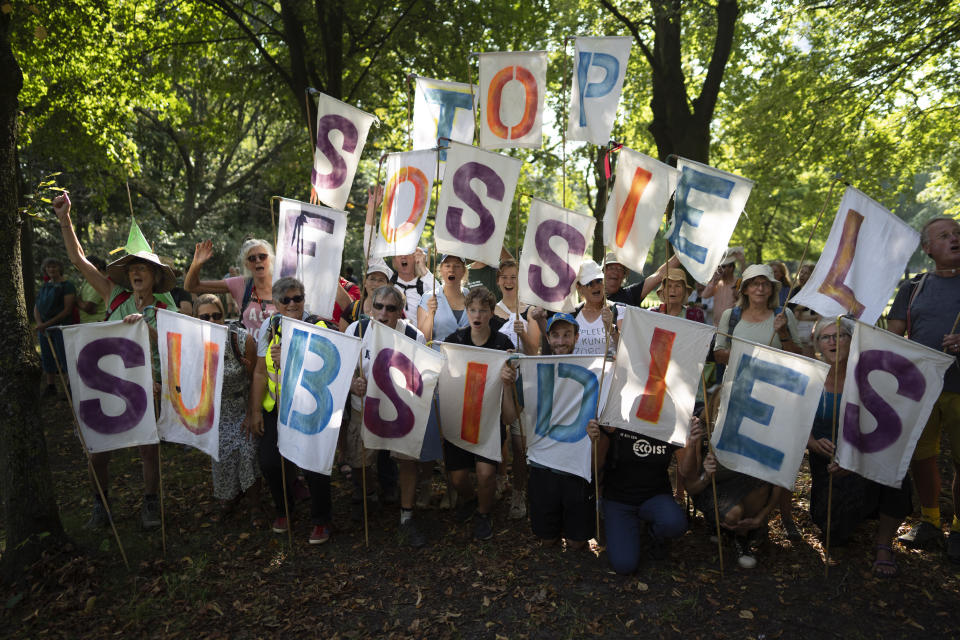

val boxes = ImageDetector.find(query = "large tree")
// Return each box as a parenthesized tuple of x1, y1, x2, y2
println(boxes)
(0, 6, 66, 580)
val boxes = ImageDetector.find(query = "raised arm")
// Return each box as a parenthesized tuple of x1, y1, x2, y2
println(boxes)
(184, 240, 230, 294)
(640, 254, 680, 299)
(52, 193, 113, 302)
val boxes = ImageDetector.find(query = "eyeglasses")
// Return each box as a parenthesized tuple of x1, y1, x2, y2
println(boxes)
(818, 333, 851, 343)
(279, 294, 304, 305)
(373, 302, 400, 313)
(198, 312, 223, 322)
(747, 279, 772, 289)
(246, 253, 269, 263)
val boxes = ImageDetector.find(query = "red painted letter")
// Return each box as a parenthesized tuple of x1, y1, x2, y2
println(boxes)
(635, 327, 676, 423)
(615, 166, 653, 247)
(460, 362, 488, 444)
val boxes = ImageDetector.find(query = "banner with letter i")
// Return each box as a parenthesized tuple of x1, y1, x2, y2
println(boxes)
(156, 309, 226, 460)
(277, 317, 361, 475)
(567, 36, 632, 144)
(60, 321, 159, 453)
(311, 92, 375, 210)
(666, 158, 753, 284)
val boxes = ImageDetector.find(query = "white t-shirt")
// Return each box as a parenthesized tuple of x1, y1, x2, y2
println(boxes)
(573, 305, 621, 356)
(393, 272, 435, 329)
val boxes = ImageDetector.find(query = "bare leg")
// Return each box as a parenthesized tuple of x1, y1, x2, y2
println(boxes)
(89, 451, 111, 495)
(911, 456, 941, 510)
(475, 462, 497, 515)
(873, 514, 900, 576)
(398, 460, 418, 511)
(449, 468, 475, 503)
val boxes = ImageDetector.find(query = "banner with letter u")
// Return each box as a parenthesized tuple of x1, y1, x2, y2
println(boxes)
(277, 317, 361, 475)
(567, 36, 632, 144)
(479, 51, 547, 149)
(434, 141, 522, 266)
(666, 158, 753, 284)
(518, 198, 597, 313)
(789, 187, 920, 325)
(61, 321, 159, 453)
(711, 338, 829, 489)
(311, 92, 375, 210)
(371, 149, 438, 259)
(836, 321, 953, 487)
(156, 309, 226, 459)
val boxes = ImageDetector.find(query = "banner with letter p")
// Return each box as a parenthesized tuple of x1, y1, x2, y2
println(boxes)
(567, 36, 632, 144)
(711, 338, 829, 489)
(836, 321, 953, 487)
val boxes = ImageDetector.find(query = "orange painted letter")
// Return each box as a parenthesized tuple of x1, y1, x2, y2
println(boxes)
(635, 327, 676, 423)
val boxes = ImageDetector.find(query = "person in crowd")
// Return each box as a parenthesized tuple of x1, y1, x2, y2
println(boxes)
(501, 312, 595, 550)
(346, 285, 436, 547)
(887, 217, 960, 562)
(572, 260, 621, 356)
(682, 421, 782, 569)
(701, 248, 742, 327)
(466, 247, 514, 300)
(714, 263, 802, 541)
(494, 258, 540, 519)
(244, 277, 334, 545)
(418, 254, 469, 346)
(603, 252, 678, 307)
(442, 287, 515, 540)
(161, 257, 194, 315)
(651, 268, 706, 322)
(788, 263, 819, 357)
(34, 256, 76, 394)
(75, 255, 106, 323)
(343, 264, 358, 285)
(587, 415, 700, 574)
(806, 316, 912, 576)
(688, 281, 714, 325)
(194, 294, 259, 518)
(342, 260, 393, 324)
(186, 238, 277, 334)
(53, 192, 176, 530)
(768, 260, 792, 307)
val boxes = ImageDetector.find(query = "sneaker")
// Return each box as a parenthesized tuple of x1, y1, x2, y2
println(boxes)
(508, 490, 527, 520)
(399, 519, 427, 548)
(272, 516, 289, 533)
(947, 531, 960, 564)
(735, 536, 757, 569)
(454, 497, 478, 523)
(140, 495, 161, 530)
(474, 512, 493, 541)
(309, 524, 331, 545)
(84, 499, 111, 530)
(898, 520, 944, 549)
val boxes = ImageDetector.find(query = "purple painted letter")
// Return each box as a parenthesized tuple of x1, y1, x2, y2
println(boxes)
(364, 348, 423, 438)
(445, 161, 502, 245)
(312, 114, 359, 189)
(77, 338, 149, 434)
(528, 220, 586, 302)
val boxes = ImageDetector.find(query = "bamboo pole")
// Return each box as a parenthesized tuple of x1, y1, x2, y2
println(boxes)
(700, 369, 725, 578)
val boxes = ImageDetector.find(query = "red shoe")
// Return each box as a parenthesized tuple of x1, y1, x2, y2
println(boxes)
(271, 517, 289, 533)
(309, 524, 331, 545)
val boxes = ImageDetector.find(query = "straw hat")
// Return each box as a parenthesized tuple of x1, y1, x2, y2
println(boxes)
(657, 268, 694, 298)
(106, 251, 177, 293)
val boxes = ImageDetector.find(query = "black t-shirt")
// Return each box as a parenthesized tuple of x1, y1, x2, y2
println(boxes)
(444, 325, 514, 351)
(607, 280, 646, 307)
(603, 428, 678, 505)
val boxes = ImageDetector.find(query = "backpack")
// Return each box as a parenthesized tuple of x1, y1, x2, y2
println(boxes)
(902, 272, 929, 337)
(352, 318, 418, 341)
(390, 272, 425, 297)
(240, 278, 255, 314)
(105, 291, 168, 321)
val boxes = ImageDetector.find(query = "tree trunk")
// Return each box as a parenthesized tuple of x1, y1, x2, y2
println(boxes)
(591, 147, 610, 262)
(0, 12, 66, 580)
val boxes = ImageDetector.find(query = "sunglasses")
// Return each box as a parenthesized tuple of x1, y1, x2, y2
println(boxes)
(198, 312, 223, 322)
(818, 333, 851, 343)
(279, 294, 304, 305)
(246, 253, 269, 263)
(373, 302, 400, 313)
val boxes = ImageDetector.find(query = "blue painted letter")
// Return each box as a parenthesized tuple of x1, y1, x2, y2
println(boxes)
(278, 328, 341, 435)
(535, 362, 598, 443)
(669, 167, 735, 264)
(576, 51, 619, 126)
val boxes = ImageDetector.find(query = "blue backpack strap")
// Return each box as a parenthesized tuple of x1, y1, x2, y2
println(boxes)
(240, 277, 254, 312)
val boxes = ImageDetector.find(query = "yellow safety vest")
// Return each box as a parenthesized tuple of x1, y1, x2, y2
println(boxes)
(262, 316, 333, 412)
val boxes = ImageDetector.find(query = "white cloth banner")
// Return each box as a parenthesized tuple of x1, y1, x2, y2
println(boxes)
(412, 76, 478, 177)
(435, 141, 522, 265)
(666, 158, 753, 284)
(519, 354, 612, 481)
(438, 343, 511, 462)
(711, 338, 829, 490)
(275, 198, 347, 320)
(518, 198, 597, 312)
(60, 321, 159, 453)
(362, 321, 445, 458)
(156, 309, 225, 460)
(277, 317, 361, 475)
(836, 322, 953, 488)
(600, 307, 715, 445)
(567, 36, 632, 144)
(789, 187, 920, 325)
(311, 92, 375, 210)
(602, 148, 679, 273)
(371, 149, 438, 259)
(479, 51, 547, 149)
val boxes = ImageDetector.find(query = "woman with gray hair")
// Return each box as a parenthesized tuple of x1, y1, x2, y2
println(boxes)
(806, 316, 912, 576)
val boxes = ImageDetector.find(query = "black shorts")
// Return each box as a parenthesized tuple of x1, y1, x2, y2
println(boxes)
(528, 466, 596, 543)
(443, 423, 505, 472)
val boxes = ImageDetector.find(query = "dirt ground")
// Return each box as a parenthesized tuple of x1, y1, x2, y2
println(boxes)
(2, 394, 959, 639)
